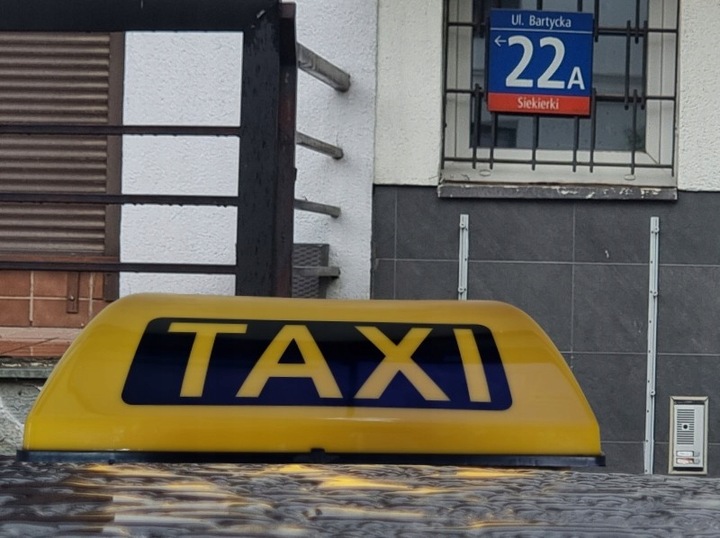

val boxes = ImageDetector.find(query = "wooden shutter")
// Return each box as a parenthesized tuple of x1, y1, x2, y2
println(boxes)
(0, 33, 119, 254)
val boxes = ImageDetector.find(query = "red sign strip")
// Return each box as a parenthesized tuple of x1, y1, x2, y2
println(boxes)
(488, 93, 591, 116)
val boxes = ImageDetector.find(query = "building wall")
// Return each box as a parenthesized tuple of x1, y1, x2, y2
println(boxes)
(121, 32, 241, 295)
(677, 1, 720, 191)
(119, 0, 377, 299)
(376, 1, 720, 192)
(369, 1, 720, 474)
(372, 186, 720, 474)
(293, 0, 377, 298)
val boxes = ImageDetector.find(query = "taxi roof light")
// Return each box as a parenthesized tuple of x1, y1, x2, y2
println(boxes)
(18, 293, 605, 467)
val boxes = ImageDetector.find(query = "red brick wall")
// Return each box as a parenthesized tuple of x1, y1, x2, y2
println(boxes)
(0, 271, 111, 328)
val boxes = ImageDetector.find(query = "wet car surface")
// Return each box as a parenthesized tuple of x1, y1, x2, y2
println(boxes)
(2, 457, 720, 537)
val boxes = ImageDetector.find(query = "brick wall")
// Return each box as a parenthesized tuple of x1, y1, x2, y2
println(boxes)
(0, 271, 111, 328)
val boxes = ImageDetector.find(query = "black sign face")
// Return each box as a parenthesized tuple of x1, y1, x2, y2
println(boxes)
(122, 318, 513, 411)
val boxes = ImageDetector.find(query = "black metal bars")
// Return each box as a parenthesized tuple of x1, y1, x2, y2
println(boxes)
(443, 0, 679, 175)
(0, 0, 277, 31)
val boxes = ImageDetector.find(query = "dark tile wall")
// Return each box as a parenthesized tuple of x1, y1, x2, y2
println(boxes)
(372, 186, 720, 475)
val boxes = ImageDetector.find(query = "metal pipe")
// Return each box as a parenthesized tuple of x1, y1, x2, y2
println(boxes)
(457, 214, 469, 300)
(294, 199, 341, 218)
(0, 123, 241, 137)
(297, 43, 350, 92)
(0, 192, 241, 206)
(293, 266, 340, 278)
(296, 131, 344, 159)
(644, 216, 660, 474)
(0, 260, 239, 274)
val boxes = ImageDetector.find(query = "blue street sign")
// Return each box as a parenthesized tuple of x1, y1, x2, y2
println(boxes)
(488, 9, 594, 116)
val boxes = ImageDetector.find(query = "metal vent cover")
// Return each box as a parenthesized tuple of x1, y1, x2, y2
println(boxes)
(292, 243, 330, 298)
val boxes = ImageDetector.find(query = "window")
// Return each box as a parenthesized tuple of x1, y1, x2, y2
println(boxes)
(442, 0, 678, 193)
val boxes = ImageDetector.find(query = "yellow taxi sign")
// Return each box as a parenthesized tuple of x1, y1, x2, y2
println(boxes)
(18, 294, 604, 466)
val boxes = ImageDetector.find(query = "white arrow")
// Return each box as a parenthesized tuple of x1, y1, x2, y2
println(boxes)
(494, 35, 507, 47)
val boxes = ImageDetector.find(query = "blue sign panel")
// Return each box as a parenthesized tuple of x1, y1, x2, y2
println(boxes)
(122, 318, 513, 411)
(488, 9, 593, 116)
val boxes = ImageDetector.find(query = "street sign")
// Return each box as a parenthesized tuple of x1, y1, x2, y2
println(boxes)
(487, 9, 593, 116)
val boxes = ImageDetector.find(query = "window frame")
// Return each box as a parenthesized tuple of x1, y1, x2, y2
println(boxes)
(441, 0, 679, 191)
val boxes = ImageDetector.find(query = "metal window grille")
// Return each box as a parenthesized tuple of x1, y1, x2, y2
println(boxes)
(442, 0, 679, 177)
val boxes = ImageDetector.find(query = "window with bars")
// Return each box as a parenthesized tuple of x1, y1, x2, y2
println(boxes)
(442, 0, 678, 191)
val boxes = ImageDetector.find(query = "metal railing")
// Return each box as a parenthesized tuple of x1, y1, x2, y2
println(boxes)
(0, 0, 302, 298)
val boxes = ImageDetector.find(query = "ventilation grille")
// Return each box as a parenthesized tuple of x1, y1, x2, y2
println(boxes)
(293, 243, 330, 298)
(0, 33, 112, 254)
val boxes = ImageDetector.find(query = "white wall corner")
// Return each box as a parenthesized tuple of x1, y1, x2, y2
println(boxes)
(293, 0, 379, 299)
(374, 0, 443, 186)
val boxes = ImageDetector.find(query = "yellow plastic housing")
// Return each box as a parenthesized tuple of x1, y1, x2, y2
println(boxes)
(20, 294, 603, 465)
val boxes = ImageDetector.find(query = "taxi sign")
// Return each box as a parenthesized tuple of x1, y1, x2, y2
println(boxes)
(488, 9, 593, 116)
(18, 294, 604, 466)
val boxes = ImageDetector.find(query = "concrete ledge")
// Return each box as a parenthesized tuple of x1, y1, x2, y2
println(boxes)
(0, 358, 56, 380)
(438, 182, 678, 200)
(0, 367, 53, 380)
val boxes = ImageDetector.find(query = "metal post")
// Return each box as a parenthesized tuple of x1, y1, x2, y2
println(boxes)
(235, 3, 296, 297)
(643, 216, 660, 474)
(458, 214, 469, 300)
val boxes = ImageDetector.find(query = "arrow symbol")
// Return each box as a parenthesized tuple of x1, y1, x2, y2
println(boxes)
(494, 35, 507, 47)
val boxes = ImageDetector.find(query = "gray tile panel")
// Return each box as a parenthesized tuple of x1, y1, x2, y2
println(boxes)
(574, 202, 669, 263)
(372, 186, 397, 260)
(573, 264, 648, 354)
(394, 187, 574, 262)
(572, 353, 647, 443)
(468, 261, 572, 351)
(395, 187, 470, 260)
(596, 442, 644, 474)
(653, 442, 669, 474)
(370, 259, 395, 299)
(657, 193, 720, 265)
(657, 266, 720, 355)
(465, 199, 574, 262)
(394, 260, 459, 300)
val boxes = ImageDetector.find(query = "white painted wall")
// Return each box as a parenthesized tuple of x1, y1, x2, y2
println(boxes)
(121, 33, 242, 295)
(375, 0, 444, 186)
(676, 1, 720, 191)
(120, 0, 378, 298)
(293, 0, 377, 298)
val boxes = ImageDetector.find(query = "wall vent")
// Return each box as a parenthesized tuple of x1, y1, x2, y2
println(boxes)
(669, 396, 708, 475)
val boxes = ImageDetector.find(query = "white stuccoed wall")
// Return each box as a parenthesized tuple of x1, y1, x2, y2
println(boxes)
(121, 1, 378, 298)
(121, 32, 242, 295)
(293, 0, 377, 298)
(375, 0, 444, 187)
(676, 1, 720, 191)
